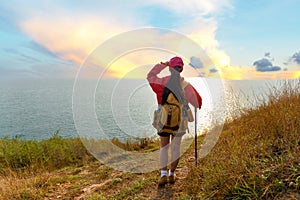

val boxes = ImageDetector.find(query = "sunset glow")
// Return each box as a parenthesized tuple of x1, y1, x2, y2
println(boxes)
(0, 1, 299, 80)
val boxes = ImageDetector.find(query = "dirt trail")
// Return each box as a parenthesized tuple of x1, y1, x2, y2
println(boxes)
(41, 141, 199, 200)
(67, 147, 197, 200)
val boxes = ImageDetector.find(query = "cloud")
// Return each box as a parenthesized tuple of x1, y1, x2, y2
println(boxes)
(19, 15, 135, 65)
(264, 52, 271, 58)
(253, 58, 272, 68)
(1, 1, 139, 65)
(291, 51, 300, 65)
(3, 39, 73, 68)
(180, 17, 231, 69)
(189, 56, 204, 69)
(4, 47, 42, 63)
(270, 66, 281, 71)
(283, 51, 300, 71)
(209, 68, 218, 73)
(24, 41, 60, 60)
(253, 58, 281, 72)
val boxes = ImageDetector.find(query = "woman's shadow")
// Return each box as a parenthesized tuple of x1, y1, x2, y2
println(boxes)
(152, 184, 174, 200)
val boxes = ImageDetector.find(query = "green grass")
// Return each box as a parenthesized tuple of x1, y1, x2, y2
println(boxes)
(183, 79, 300, 199)
(0, 131, 90, 174)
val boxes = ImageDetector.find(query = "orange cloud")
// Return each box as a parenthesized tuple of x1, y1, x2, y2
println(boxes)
(20, 16, 133, 65)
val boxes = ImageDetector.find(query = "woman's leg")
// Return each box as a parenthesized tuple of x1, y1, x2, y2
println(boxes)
(158, 135, 170, 185)
(160, 135, 170, 171)
(170, 134, 183, 173)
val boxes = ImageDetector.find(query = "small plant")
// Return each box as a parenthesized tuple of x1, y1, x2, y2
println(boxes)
(111, 177, 122, 184)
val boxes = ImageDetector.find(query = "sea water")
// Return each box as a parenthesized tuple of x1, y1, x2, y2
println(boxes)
(0, 78, 280, 140)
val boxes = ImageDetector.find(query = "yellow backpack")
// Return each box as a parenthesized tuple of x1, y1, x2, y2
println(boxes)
(153, 81, 190, 134)
(160, 92, 183, 133)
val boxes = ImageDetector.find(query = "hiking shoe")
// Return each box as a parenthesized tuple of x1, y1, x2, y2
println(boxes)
(158, 176, 168, 186)
(168, 175, 176, 184)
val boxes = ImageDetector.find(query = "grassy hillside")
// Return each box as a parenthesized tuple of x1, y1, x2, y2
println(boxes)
(184, 80, 300, 199)
(0, 80, 299, 199)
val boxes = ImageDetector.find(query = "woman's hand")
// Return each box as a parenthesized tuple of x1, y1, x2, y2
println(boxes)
(160, 61, 169, 66)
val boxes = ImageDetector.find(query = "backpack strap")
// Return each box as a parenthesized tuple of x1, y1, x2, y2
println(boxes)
(181, 80, 189, 104)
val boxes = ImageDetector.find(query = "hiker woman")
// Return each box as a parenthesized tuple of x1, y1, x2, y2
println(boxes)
(147, 56, 202, 186)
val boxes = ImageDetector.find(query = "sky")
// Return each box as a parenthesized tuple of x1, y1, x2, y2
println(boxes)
(0, 0, 299, 80)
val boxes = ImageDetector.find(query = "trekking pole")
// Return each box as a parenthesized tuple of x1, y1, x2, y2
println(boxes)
(194, 107, 198, 166)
